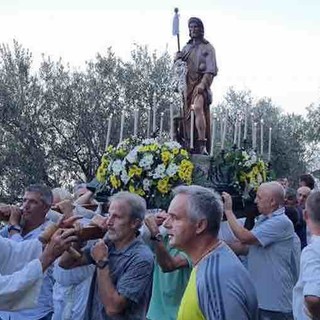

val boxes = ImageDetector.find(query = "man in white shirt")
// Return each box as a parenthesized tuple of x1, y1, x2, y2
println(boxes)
(0, 227, 77, 312)
(293, 191, 320, 319)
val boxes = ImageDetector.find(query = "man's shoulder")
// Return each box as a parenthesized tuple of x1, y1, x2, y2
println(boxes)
(125, 238, 154, 263)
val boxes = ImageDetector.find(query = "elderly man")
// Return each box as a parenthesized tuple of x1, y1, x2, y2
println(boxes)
(164, 185, 258, 319)
(296, 186, 311, 249)
(59, 191, 154, 320)
(0, 184, 56, 320)
(293, 191, 320, 319)
(0, 226, 77, 312)
(223, 182, 300, 320)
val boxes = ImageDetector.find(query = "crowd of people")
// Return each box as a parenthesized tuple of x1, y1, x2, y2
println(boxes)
(0, 173, 319, 320)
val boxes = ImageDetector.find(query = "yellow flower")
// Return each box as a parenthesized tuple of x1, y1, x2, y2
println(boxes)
(96, 166, 106, 183)
(172, 148, 179, 155)
(180, 149, 189, 158)
(157, 177, 170, 194)
(110, 175, 121, 189)
(178, 160, 194, 182)
(149, 144, 158, 151)
(128, 165, 143, 178)
(129, 185, 145, 197)
(161, 151, 172, 164)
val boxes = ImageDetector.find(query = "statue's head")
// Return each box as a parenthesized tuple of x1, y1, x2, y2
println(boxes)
(188, 17, 204, 39)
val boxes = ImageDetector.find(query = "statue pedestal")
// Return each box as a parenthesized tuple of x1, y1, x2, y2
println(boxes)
(191, 155, 214, 188)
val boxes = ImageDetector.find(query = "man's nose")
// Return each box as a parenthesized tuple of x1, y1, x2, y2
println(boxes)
(163, 216, 171, 229)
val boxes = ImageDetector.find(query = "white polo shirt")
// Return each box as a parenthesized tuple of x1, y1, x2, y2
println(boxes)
(293, 235, 320, 319)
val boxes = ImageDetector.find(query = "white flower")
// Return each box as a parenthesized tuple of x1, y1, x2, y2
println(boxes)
(120, 170, 130, 185)
(139, 153, 154, 169)
(166, 163, 179, 177)
(142, 138, 157, 145)
(257, 173, 263, 184)
(164, 141, 181, 150)
(153, 164, 166, 179)
(126, 147, 138, 164)
(242, 151, 249, 160)
(143, 179, 151, 191)
(111, 160, 124, 174)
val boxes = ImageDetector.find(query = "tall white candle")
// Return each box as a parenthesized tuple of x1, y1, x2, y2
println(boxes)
(221, 114, 227, 150)
(251, 112, 255, 148)
(190, 106, 195, 150)
(159, 112, 164, 135)
(170, 104, 174, 140)
(244, 105, 248, 140)
(220, 115, 223, 143)
(268, 127, 272, 161)
(237, 120, 241, 148)
(119, 110, 125, 144)
(105, 115, 112, 149)
(133, 109, 138, 137)
(210, 114, 216, 156)
(147, 107, 151, 138)
(260, 119, 264, 155)
(253, 122, 257, 150)
(233, 118, 238, 146)
(152, 100, 157, 133)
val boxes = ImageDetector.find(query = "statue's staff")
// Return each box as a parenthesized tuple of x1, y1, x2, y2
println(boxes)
(172, 8, 180, 52)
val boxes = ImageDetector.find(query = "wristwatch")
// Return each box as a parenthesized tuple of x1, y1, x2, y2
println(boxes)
(96, 259, 109, 269)
(150, 233, 163, 242)
(8, 224, 22, 233)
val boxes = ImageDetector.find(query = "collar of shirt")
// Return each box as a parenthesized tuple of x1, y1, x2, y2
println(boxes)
(106, 237, 143, 257)
(257, 207, 285, 223)
(22, 221, 49, 240)
(310, 235, 320, 243)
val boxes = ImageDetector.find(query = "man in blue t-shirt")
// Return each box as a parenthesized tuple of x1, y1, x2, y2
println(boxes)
(223, 181, 300, 320)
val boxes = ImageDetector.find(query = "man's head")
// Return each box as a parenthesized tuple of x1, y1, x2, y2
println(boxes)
(106, 192, 146, 245)
(304, 191, 320, 229)
(285, 188, 297, 207)
(22, 184, 53, 226)
(297, 186, 311, 207)
(277, 177, 289, 189)
(74, 182, 88, 199)
(188, 17, 204, 39)
(299, 174, 315, 190)
(255, 182, 285, 215)
(164, 185, 223, 251)
(52, 187, 72, 205)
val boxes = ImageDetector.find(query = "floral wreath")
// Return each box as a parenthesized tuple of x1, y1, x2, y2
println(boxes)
(96, 138, 194, 209)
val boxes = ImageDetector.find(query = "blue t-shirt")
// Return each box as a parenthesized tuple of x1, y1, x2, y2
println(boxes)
(178, 242, 258, 320)
(84, 237, 154, 320)
(249, 208, 300, 312)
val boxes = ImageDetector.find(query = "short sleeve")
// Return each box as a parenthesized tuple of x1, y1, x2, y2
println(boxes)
(117, 255, 154, 304)
(252, 216, 292, 247)
(302, 248, 320, 298)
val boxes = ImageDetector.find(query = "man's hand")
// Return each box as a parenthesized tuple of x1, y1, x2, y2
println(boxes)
(174, 51, 183, 62)
(91, 239, 109, 263)
(55, 200, 74, 217)
(90, 215, 109, 231)
(8, 206, 22, 226)
(222, 192, 233, 213)
(40, 228, 78, 271)
(155, 211, 168, 226)
(145, 214, 160, 237)
(195, 83, 205, 95)
(58, 215, 82, 229)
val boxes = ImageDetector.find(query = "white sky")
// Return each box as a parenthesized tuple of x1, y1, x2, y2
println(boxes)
(0, 0, 320, 114)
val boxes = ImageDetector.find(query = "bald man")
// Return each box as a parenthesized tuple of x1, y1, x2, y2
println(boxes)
(223, 182, 300, 320)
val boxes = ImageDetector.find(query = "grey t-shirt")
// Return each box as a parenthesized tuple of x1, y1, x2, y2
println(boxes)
(248, 208, 300, 312)
(197, 242, 258, 319)
(84, 237, 154, 320)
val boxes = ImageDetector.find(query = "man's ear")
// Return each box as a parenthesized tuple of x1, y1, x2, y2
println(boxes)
(303, 209, 309, 222)
(195, 218, 208, 235)
(131, 218, 142, 230)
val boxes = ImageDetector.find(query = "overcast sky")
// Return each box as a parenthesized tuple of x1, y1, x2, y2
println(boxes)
(0, 0, 319, 114)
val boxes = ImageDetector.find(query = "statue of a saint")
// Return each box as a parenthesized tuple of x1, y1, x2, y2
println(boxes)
(175, 17, 218, 155)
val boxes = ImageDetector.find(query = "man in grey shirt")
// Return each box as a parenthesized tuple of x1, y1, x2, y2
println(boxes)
(223, 182, 300, 320)
(59, 192, 154, 320)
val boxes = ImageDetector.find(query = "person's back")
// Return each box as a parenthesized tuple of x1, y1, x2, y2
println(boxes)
(248, 211, 300, 313)
(178, 242, 258, 320)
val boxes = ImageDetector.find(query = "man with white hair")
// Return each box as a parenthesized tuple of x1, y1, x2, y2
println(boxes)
(223, 182, 300, 320)
(164, 185, 258, 319)
(293, 191, 320, 319)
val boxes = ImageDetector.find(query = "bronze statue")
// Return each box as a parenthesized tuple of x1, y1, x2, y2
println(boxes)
(175, 17, 218, 155)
